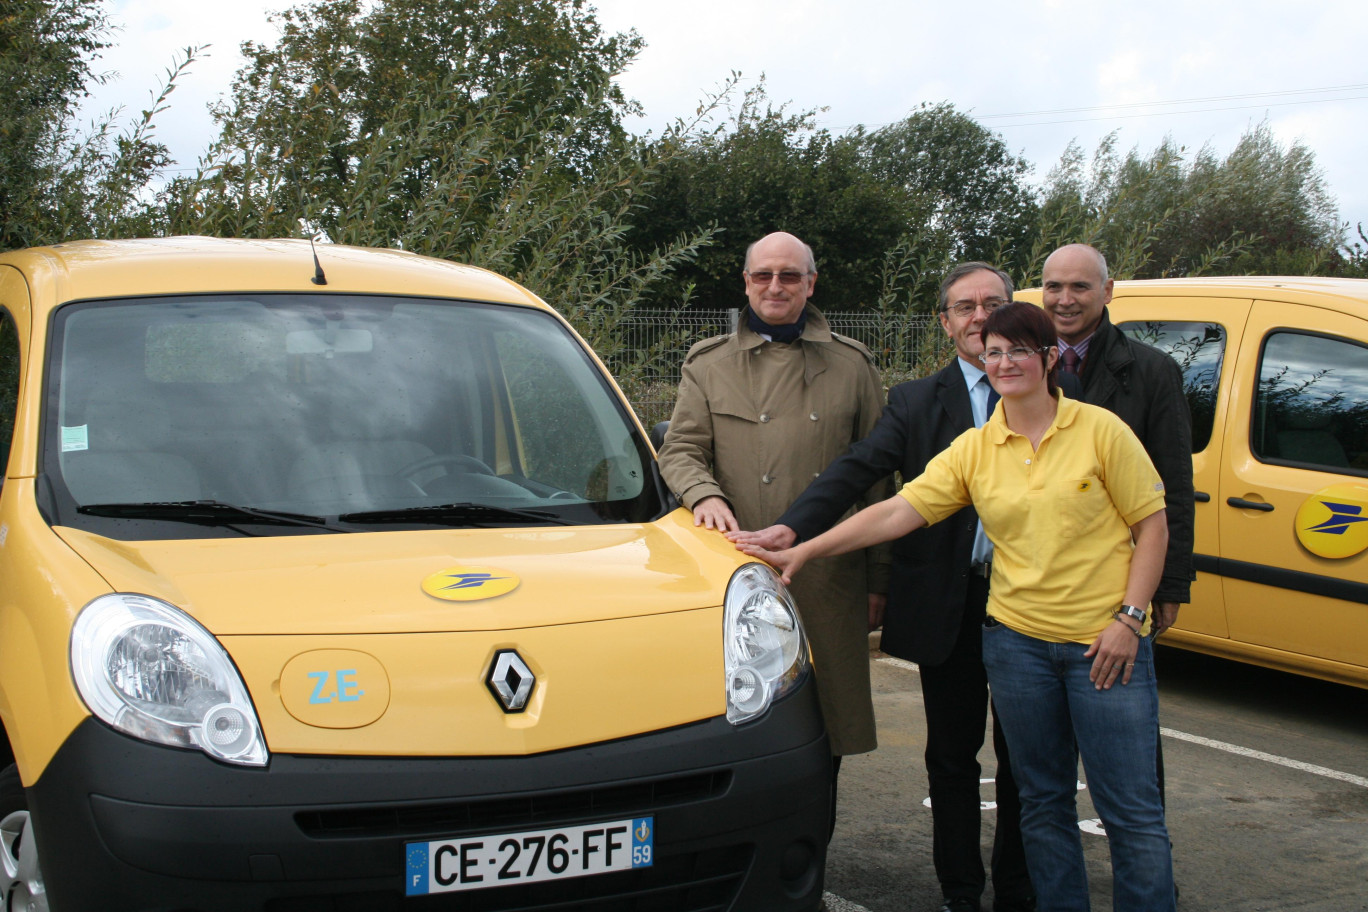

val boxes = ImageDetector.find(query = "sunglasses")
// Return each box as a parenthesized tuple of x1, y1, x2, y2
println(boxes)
(746, 270, 809, 286)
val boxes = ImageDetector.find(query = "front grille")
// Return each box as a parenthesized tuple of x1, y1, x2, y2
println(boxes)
(295, 771, 732, 840)
(263, 843, 752, 912)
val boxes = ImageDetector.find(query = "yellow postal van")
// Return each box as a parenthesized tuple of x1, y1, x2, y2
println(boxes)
(0, 238, 830, 911)
(1020, 277, 1368, 688)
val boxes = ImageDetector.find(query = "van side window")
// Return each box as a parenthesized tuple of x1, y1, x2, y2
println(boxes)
(1252, 331, 1368, 475)
(0, 312, 19, 481)
(1118, 321, 1225, 452)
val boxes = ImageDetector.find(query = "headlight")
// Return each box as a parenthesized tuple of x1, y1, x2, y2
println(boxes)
(724, 563, 809, 724)
(70, 594, 268, 766)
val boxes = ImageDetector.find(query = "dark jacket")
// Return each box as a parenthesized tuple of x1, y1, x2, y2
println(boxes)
(777, 360, 1083, 667)
(1077, 308, 1195, 604)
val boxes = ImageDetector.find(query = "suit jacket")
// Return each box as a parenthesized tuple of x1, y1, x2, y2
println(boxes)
(778, 360, 1083, 667)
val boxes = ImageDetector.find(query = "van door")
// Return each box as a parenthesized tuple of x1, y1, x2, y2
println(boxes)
(1113, 294, 1253, 638)
(1217, 300, 1368, 677)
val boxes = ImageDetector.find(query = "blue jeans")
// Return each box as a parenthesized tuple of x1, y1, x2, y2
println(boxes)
(982, 621, 1175, 912)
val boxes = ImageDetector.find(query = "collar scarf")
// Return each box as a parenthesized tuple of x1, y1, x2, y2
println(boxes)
(747, 308, 807, 344)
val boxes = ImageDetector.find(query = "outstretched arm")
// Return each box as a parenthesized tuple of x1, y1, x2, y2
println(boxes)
(736, 494, 926, 585)
(728, 523, 797, 550)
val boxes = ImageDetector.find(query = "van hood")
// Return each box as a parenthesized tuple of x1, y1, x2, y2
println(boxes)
(54, 511, 748, 635)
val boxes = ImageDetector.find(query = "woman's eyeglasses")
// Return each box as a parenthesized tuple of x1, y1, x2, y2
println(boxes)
(979, 346, 1049, 364)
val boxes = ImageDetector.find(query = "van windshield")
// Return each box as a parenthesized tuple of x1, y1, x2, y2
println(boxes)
(43, 294, 666, 538)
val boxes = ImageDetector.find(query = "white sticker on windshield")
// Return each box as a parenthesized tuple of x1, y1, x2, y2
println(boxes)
(62, 425, 89, 452)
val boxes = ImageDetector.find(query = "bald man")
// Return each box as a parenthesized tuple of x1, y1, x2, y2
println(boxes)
(658, 231, 892, 827)
(1040, 244, 1194, 631)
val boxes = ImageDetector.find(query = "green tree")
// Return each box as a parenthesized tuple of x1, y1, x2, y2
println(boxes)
(857, 102, 1039, 276)
(0, 0, 110, 249)
(1030, 122, 1341, 281)
(629, 83, 936, 313)
(157, 0, 711, 361)
(193, 0, 641, 237)
(1198, 124, 1341, 275)
(1, 0, 192, 249)
(1337, 224, 1368, 278)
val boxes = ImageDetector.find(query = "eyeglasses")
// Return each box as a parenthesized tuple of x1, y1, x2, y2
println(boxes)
(978, 346, 1048, 364)
(942, 298, 1009, 318)
(746, 270, 809, 286)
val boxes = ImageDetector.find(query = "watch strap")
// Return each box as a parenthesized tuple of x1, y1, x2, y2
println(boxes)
(1118, 604, 1147, 624)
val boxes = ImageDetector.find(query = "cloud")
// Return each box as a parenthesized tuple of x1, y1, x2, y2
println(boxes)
(77, 0, 1368, 230)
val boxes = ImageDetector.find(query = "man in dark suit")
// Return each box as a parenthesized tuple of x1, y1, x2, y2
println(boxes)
(1040, 244, 1194, 633)
(732, 262, 1080, 912)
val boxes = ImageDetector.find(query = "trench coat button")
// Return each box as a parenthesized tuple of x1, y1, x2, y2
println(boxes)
(809, 412, 819, 421)
(760, 413, 771, 423)
(762, 474, 773, 484)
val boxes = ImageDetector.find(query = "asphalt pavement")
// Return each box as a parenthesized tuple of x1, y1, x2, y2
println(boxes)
(820, 639, 1368, 912)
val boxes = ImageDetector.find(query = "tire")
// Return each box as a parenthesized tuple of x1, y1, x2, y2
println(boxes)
(0, 763, 48, 912)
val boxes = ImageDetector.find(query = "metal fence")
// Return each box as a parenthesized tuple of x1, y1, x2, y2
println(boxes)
(607, 309, 954, 428)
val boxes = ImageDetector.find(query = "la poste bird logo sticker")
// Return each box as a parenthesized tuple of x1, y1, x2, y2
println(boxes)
(1295, 484, 1368, 559)
(421, 566, 520, 600)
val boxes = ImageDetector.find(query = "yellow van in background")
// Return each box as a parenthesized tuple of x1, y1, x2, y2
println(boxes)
(1020, 277, 1368, 688)
(0, 238, 830, 911)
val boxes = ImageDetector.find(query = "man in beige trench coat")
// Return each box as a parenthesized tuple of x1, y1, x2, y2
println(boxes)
(658, 231, 892, 808)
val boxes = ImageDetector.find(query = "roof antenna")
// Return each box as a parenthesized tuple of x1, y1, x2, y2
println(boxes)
(309, 234, 328, 286)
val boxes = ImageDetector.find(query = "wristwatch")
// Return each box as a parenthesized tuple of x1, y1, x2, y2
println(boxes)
(1117, 604, 1147, 625)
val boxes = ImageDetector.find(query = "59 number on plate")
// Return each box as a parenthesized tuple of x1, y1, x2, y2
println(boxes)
(406, 817, 654, 895)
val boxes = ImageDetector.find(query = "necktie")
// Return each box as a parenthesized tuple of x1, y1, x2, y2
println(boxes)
(971, 378, 995, 565)
(1061, 347, 1081, 376)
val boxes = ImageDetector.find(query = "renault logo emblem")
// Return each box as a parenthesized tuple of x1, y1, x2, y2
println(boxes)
(486, 650, 535, 713)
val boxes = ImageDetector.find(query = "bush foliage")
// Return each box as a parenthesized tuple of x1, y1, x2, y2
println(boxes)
(3, 0, 1364, 320)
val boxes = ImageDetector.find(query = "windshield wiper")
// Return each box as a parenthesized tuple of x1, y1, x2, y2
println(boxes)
(339, 502, 576, 526)
(78, 500, 348, 532)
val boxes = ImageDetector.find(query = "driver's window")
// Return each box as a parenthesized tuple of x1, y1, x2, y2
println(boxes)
(1252, 331, 1368, 475)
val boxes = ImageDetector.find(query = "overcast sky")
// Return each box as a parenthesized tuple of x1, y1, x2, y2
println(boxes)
(91, 0, 1368, 240)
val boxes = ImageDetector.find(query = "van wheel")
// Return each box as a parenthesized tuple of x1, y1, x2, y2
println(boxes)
(0, 764, 47, 912)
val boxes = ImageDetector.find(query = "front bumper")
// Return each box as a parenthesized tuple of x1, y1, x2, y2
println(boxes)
(27, 679, 830, 912)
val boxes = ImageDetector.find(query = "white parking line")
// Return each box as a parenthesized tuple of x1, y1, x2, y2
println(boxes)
(1160, 727, 1368, 789)
(823, 891, 872, 911)
(878, 657, 918, 672)
(876, 656, 1368, 790)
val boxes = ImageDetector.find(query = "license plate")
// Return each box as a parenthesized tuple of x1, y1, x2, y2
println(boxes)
(405, 816, 654, 895)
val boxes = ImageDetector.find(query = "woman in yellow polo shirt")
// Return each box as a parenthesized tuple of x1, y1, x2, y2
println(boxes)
(737, 302, 1174, 912)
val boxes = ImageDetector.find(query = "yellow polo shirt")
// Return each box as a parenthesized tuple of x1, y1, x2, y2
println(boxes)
(899, 393, 1166, 644)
